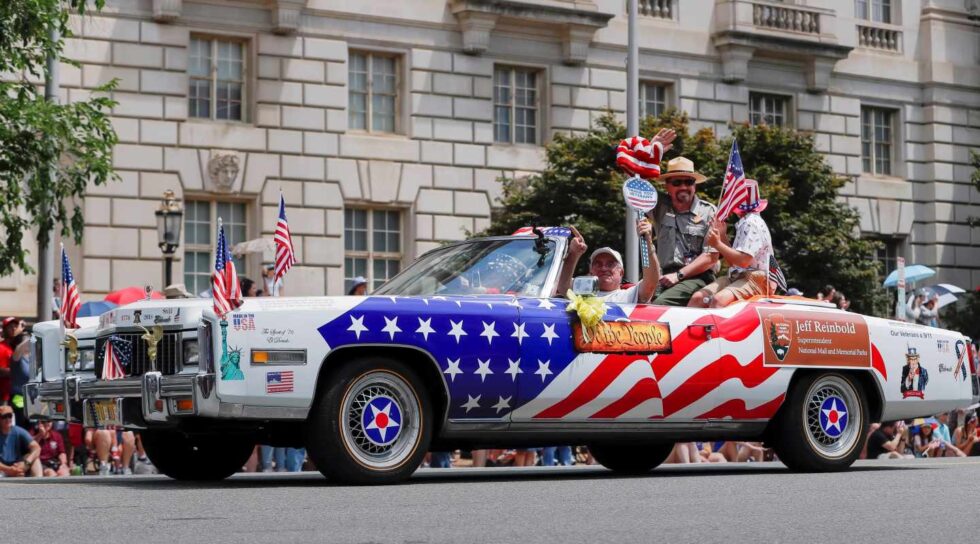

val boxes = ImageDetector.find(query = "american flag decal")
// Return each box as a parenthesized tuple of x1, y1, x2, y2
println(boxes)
(266, 371, 294, 393)
(316, 296, 793, 422)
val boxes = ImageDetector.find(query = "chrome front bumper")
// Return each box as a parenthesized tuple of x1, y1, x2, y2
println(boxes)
(24, 372, 218, 428)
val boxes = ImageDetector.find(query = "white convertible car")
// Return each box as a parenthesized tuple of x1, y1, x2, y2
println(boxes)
(25, 229, 979, 483)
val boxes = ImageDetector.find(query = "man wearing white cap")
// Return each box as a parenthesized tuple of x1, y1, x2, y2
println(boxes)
(557, 222, 660, 304)
(689, 178, 773, 308)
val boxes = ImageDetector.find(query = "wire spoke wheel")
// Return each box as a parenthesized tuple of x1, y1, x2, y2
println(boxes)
(801, 375, 861, 460)
(340, 371, 421, 470)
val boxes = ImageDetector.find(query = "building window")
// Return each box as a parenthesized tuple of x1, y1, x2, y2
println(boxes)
(749, 92, 790, 127)
(183, 201, 248, 295)
(344, 209, 402, 291)
(348, 52, 399, 133)
(861, 106, 895, 176)
(871, 237, 902, 278)
(493, 66, 539, 145)
(188, 36, 246, 121)
(855, 0, 891, 23)
(640, 82, 669, 119)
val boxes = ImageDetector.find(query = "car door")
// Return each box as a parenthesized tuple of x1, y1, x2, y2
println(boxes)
(510, 299, 721, 422)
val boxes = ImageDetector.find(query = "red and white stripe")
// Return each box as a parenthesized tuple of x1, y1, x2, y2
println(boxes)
(101, 342, 125, 381)
(616, 136, 663, 180)
(225, 260, 242, 308)
(514, 303, 794, 422)
(274, 192, 296, 287)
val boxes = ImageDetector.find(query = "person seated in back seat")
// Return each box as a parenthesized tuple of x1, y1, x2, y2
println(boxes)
(688, 179, 773, 308)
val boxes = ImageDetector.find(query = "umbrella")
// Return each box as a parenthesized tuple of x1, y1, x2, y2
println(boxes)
(920, 283, 966, 310)
(883, 264, 935, 288)
(104, 286, 165, 306)
(77, 300, 118, 318)
(231, 237, 274, 257)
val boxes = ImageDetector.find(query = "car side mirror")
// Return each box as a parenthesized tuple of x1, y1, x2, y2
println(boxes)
(572, 276, 599, 297)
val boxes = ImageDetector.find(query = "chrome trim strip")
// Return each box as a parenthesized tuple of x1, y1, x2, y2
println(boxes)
(77, 379, 143, 398)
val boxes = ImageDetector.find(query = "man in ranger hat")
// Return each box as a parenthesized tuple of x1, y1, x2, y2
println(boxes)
(647, 156, 720, 306)
(690, 178, 773, 308)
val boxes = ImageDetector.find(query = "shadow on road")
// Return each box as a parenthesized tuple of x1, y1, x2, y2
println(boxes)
(1, 461, 930, 490)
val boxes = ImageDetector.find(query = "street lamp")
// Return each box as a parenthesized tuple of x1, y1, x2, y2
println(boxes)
(155, 189, 183, 287)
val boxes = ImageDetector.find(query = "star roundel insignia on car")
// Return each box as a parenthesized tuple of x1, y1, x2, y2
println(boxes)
(362, 395, 402, 446)
(818, 396, 848, 438)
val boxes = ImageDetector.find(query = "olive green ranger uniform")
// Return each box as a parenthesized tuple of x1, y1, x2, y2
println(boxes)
(650, 196, 718, 306)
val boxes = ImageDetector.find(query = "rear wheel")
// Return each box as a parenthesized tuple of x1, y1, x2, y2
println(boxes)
(306, 356, 432, 485)
(771, 372, 867, 472)
(588, 442, 673, 474)
(140, 429, 253, 481)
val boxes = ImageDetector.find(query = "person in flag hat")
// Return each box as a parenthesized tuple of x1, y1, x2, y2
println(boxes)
(689, 178, 774, 308)
(647, 156, 720, 307)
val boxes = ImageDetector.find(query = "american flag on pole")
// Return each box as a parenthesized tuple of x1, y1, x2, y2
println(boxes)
(212, 222, 243, 319)
(101, 335, 132, 381)
(60, 245, 80, 329)
(768, 255, 787, 294)
(716, 140, 748, 222)
(274, 192, 296, 285)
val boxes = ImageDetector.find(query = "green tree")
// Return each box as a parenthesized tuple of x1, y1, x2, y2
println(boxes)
(481, 110, 887, 314)
(0, 0, 117, 276)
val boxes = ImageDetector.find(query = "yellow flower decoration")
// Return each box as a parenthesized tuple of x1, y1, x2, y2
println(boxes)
(566, 289, 607, 342)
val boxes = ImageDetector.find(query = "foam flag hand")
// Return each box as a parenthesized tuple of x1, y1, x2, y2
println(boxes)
(616, 136, 664, 179)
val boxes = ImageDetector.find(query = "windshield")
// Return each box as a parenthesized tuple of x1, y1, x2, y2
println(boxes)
(374, 238, 558, 297)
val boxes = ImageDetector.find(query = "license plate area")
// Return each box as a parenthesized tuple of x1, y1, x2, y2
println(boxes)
(84, 398, 123, 427)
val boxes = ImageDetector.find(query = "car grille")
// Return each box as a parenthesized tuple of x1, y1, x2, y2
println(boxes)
(94, 332, 182, 378)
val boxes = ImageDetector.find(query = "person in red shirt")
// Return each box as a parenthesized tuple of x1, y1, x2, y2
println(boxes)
(0, 316, 21, 404)
(33, 421, 69, 477)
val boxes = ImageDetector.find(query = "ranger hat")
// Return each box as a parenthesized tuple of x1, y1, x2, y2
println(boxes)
(657, 157, 707, 184)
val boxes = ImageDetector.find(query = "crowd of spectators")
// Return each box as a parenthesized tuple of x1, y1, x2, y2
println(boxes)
(864, 409, 980, 459)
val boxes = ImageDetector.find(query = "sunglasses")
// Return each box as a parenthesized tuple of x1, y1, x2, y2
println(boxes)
(0, 413, 13, 420)
(668, 179, 696, 187)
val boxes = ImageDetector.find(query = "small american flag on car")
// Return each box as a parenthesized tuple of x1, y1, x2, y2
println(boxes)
(102, 336, 132, 381)
(266, 371, 294, 394)
(510, 226, 572, 237)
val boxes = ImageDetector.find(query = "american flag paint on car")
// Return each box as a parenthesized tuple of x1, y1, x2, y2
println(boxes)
(26, 230, 978, 484)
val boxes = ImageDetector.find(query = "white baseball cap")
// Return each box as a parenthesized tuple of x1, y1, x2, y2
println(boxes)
(590, 247, 623, 267)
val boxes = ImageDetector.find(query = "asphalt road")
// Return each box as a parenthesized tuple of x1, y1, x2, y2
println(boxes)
(3, 458, 977, 543)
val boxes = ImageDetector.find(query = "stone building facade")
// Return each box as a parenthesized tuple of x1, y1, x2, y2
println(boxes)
(2, 0, 978, 316)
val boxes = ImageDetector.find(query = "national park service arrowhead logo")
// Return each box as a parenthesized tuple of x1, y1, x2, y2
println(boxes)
(765, 313, 792, 361)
